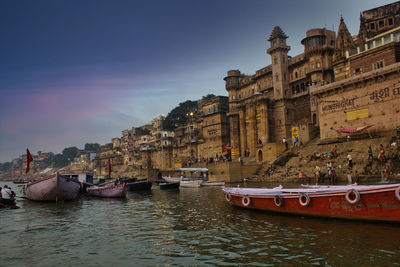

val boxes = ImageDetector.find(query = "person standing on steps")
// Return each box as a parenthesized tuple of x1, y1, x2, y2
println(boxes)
(282, 137, 288, 150)
(368, 146, 373, 160)
(347, 169, 353, 184)
(347, 153, 353, 169)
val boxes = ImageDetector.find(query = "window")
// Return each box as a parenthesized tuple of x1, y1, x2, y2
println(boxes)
(388, 18, 393, 25)
(274, 57, 278, 64)
(379, 20, 384, 28)
(295, 72, 298, 78)
(275, 74, 279, 82)
(372, 60, 384, 69)
(282, 56, 285, 63)
(370, 23, 375, 30)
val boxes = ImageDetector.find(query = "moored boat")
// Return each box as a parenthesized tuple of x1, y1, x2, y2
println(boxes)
(222, 184, 400, 222)
(23, 172, 81, 201)
(201, 180, 225, 186)
(180, 178, 202, 188)
(126, 179, 152, 191)
(159, 181, 180, 190)
(163, 176, 181, 183)
(87, 183, 127, 198)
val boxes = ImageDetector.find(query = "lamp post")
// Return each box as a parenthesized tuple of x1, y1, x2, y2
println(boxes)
(186, 111, 194, 161)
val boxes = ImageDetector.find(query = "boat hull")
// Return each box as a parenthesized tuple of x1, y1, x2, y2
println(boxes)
(24, 173, 81, 201)
(223, 184, 400, 222)
(87, 183, 127, 198)
(126, 179, 152, 191)
(160, 182, 180, 190)
(180, 180, 202, 188)
(201, 181, 225, 186)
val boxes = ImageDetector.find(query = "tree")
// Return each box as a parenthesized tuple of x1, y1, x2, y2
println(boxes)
(84, 143, 100, 152)
(53, 154, 66, 168)
(202, 94, 215, 100)
(163, 100, 198, 131)
(62, 147, 79, 161)
(0, 162, 12, 173)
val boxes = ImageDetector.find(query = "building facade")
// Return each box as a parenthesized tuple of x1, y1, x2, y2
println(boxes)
(311, 1, 400, 139)
(225, 26, 334, 162)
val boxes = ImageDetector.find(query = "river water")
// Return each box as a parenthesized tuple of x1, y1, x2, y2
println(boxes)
(1, 181, 399, 266)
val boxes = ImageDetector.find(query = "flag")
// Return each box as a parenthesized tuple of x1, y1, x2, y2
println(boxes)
(26, 148, 33, 173)
(108, 158, 112, 178)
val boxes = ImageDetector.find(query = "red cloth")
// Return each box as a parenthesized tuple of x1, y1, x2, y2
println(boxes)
(26, 148, 33, 173)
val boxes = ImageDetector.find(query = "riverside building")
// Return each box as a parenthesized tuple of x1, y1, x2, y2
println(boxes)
(225, 1, 400, 163)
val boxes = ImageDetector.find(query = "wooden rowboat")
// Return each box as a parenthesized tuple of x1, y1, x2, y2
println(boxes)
(87, 183, 127, 198)
(222, 184, 400, 222)
(23, 172, 81, 201)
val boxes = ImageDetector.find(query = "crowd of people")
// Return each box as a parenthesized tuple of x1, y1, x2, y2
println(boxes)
(297, 139, 399, 185)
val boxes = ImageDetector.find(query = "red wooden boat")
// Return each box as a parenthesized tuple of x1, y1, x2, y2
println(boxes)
(222, 184, 400, 222)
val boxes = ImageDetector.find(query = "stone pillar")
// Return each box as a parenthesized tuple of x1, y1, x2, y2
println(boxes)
(246, 104, 257, 157)
(239, 107, 247, 157)
(229, 114, 241, 160)
(260, 101, 270, 143)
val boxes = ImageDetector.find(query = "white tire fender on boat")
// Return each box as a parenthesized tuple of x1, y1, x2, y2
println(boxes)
(395, 187, 400, 201)
(345, 189, 360, 204)
(225, 193, 232, 202)
(242, 196, 251, 206)
(274, 195, 283, 207)
(299, 193, 310, 206)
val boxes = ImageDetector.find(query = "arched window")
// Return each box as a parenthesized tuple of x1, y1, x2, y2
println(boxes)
(313, 113, 317, 125)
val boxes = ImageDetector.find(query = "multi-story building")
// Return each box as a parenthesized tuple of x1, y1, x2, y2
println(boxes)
(197, 96, 230, 161)
(311, 1, 400, 139)
(225, 25, 335, 162)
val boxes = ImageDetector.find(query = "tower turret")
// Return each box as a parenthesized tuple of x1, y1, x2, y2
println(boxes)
(267, 26, 291, 99)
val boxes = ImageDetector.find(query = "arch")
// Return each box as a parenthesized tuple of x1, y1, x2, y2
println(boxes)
(258, 150, 263, 162)
(312, 113, 317, 125)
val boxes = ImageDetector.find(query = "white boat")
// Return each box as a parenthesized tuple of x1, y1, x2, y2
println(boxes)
(23, 172, 81, 201)
(163, 176, 181, 183)
(86, 183, 127, 198)
(201, 180, 225, 186)
(180, 178, 202, 188)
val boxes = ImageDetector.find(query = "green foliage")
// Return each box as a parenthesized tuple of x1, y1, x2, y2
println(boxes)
(53, 154, 66, 168)
(0, 162, 12, 173)
(62, 146, 79, 161)
(84, 143, 100, 152)
(202, 94, 215, 100)
(163, 100, 198, 131)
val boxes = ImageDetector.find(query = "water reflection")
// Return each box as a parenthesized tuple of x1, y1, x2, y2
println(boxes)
(1, 181, 399, 266)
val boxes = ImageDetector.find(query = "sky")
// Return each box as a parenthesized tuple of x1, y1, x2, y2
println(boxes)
(0, 0, 395, 163)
